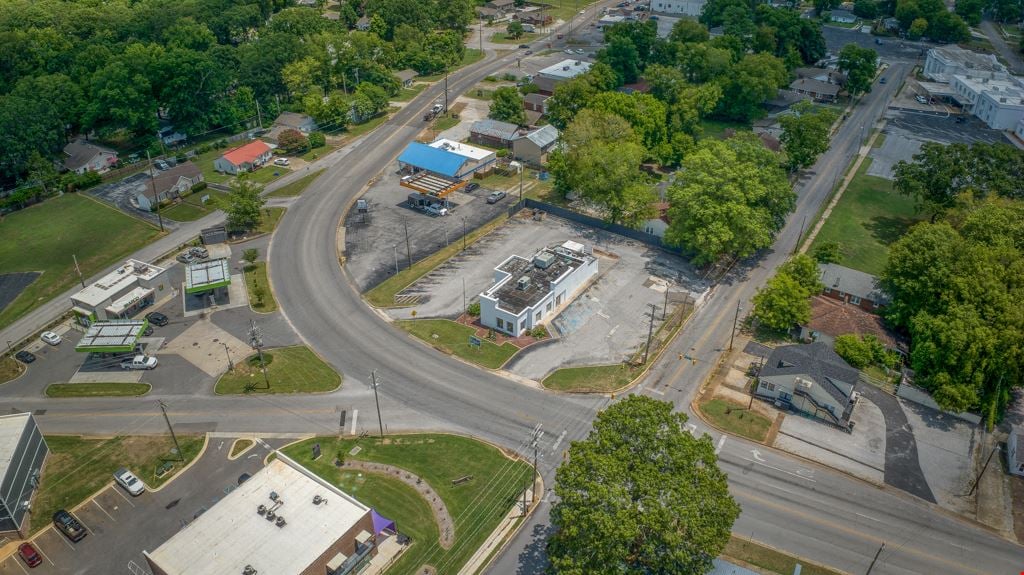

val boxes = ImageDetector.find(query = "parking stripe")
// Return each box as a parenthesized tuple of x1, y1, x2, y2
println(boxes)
(56, 533, 75, 551)
(32, 542, 55, 566)
(92, 499, 116, 522)
(111, 485, 136, 508)
(12, 557, 29, 574)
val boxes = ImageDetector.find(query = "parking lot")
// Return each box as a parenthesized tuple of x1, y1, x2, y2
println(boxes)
(87, 172, 169, 229)
(385, 215, 709, 381)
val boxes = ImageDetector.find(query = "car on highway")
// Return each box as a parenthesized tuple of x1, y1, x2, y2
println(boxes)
(14, 350, 35, 364)
(273, 158, 290, 167)
(564, 48, 574, 54)
(121, 355, 158, 370)
(487, 191, 507, 204)
(143, 325, 154, 337)
(146, 312, 169, 326)
(53, 510, 87, 542)
(518, 44, 530, 49)
(40, 331, 61, 346)
(18, 543, 41, 568)
(114, 467, 145, 496)
(465, 182, 479, 192)
(574, 48, 584, 54)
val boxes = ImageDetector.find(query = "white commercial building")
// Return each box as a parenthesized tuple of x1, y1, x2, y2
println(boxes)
(0, 413, 48, 537)
(948, 75, 1024, 130)
(70, 260, 169, 326)
(651, 0, 707, 16)
(535, 59, 593, 94)
(479, 241, 597, 336)
(1014, 116, 1024, 145)
(145, 454, 397, 575)
(923, 45, 1010, 84)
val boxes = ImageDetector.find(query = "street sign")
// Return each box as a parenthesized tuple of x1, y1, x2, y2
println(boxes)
(468, 336, 481, 348)
(200, 194, 210, 204)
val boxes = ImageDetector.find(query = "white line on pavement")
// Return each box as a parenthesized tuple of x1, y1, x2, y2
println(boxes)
(33, 541, 55, 566)
(12, 556, 29, 574)
(350, 409, 358, 435)
(56, 533, 75, 551)
(715, 435, 727, 455)
(550, 429, 567, 453)
(111, 486, 136, 508)
(855, 512, 881, 522)
(92, 499, 116, 522)
(739, 456, 817, 483)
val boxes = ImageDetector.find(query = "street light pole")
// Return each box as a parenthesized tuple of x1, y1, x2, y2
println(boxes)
(158, 400, 184, 461)
(642, 303, 657, 364)
(371, 370, 384, 438)
(729, 300, 743, 352)
(220, 342, 233, 372)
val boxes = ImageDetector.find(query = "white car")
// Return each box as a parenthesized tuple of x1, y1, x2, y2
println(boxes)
(40, 331, 61, 346)
(273, 158, 290, 167)
(114, 467, 145, 496)
(120, 355, 158, 370)
(425, 204, 448, 216)
(915, 95, 928, 104)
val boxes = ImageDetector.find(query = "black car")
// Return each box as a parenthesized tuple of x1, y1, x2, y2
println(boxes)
(53, 510, 87, 542)
(14, 351, 35, 364)
(145, 312, 169, 327)
(518, 44, 530, 49)
(143, 326, 154, 337)
(238, 473, 252, 485)
(465, 183, 479, 192)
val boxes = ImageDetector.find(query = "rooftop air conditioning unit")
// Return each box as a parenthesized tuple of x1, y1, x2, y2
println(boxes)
(243, 566, 258, 575)
(313, 495, 323, 505)
(265, 510, 276, 521)
(562, 66, 570, 71)
(534, 252, 556, 269)
(257, 504, 267, 515)
(517, 276, 531, 290)
(269, 491, 279, 501)
(276, 516, 287, 527)
(795, 377, 813, 390)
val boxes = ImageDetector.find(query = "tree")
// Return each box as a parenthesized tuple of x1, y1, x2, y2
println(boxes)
(665, 134, 795, 265)
(752, 272, 811, 331)
(669, 19, 710, 43)
(277, 129, 310, 154)
(597, 34, 641, 84)
(351, 82, 389, 121)
(506, 20, 525, 39)
(489, 87, 525, 125)
(853, 0, 879, 18)
(833, 334, 875, 368)
(545, 76, 599, 130)
(779, 101, 839, 171)
(954, 0, 983, 25)
(779, 253, 823, 293)
(242, 248, 259, 265)
(548, 395, 739, 575)
(907, 17, 928, 40)
(838, 44, 878, 96)
(714, 52, 788, 121)
(813, 241, 842, 263)
(587, 92, 668, 155)
(927, 11, 969, 42)
(222, 179, 266, 232)
(308, 131, 326, 148)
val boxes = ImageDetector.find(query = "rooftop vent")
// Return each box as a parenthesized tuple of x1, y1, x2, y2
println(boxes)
(269, 491, 279, 501)
(562, 66, 570, 71)
(313, 495, 323, 505)
(265, 510, 276, 521)
(534, 252, 556, 269)
(257, 504, 267, 515)
(243, 566, 258, 575)
(517, 276, 531, 290)
(276, 516, 287, 527)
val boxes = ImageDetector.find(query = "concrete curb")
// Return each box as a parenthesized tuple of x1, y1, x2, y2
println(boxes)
(146, 432, 210, 493)
(226, 438, 255, 461)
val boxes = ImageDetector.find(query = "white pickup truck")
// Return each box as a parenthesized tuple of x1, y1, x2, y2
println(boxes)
(120, 355, 158, 370)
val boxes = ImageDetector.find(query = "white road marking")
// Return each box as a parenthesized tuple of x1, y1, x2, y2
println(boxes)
(750, 449, 765, 462)
(607, 324, 619, 336)
(596, 311, 609, 319)
(92, 499, 116, 522)
(550, 429, 567, 453)
(33, 541, 55, 566)
(684, 423, 698, 435)
(111, 485, 136, 508)
(740, 456, 817, 482)
(350, 409, 358, 435)
(12, 556, 29, 574)
(647, 387, 665, 396)
(855, 512, 882, 522)
(217, 440, 224, 451)
(715, 435, 727, 455)
(56, 533, 75, 551)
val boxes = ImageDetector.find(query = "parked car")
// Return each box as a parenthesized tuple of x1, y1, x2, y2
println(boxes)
(273, 158, 290, 167)
(154, 160, 170, 171)
(145, 312, 169, 327)
(53, 510, 87, 542)
(879, 77, 887, 84)
(40, 331, 61, 346)
(564, 48, 574, 54)
(121, 355, 158, 370)
(18, 543, 41, 568)
(237, 472, 252, 485)
(142, 325, 154, 337)
(189, 246, 209, 259)
(14, 350, 35, 364)
(915, 95, 928, 104)
(114, 467, 145, 496)
(487, 191, 507, 204)
(425, 203, 448, 216)
(465, 183, 479, 192)
(875, 38, 884, 45)
(574, 48, 584, 54)
(176, 252, 195, 264)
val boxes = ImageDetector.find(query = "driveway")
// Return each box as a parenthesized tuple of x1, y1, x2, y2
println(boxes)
(87, 172, 173, 230)
(980, 20, 1024, 75)
(856, 382, 936, 502)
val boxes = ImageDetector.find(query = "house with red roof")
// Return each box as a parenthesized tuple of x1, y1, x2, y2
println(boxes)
(213, 140, 273, 175)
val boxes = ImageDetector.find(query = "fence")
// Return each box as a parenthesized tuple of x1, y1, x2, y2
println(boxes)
(895, 382, 981, 425)
(519, 199, 680, 252)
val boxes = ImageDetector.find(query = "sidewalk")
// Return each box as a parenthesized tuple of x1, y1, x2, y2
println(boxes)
(458, 479, 539, 575)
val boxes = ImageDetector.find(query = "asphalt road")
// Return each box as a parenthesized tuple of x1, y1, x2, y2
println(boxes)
(1, 18, 1021, 575)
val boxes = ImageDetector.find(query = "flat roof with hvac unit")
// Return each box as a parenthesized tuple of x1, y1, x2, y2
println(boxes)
(75, 320, 148, 353)
(399, 171, 467, 198)
(185, 258, 231, 294)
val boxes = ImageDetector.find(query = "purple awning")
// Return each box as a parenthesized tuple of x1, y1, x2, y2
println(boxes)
(371, 508, 396, 535)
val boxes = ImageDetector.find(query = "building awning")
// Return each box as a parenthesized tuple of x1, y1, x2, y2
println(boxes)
(371, 509, 396, 535)
(355, 530, 372, 545)
(326, 552, 348, 570)
(75, 320, 148, 353)
(185, 258, 232, 294)
(106, 287, 154, 315)
(399, 172, 466, 198)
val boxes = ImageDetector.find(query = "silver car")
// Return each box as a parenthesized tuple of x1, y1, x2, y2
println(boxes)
(114, 468, 145, 496)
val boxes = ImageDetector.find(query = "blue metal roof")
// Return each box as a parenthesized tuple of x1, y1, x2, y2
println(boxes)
(397, 142, 467, 178)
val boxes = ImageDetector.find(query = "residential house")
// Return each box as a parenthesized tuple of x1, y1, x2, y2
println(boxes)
(651, 0, 708, 17)
(62, 140, 118, 174)
(535, 59, 593, 95)
(470, 119, 521, 148)
(476, 6, 502, 20)
(512, 125, 559, 166)
(135, 161, 204, 211)
(819, 263, 890, 312)
(355, 15, 371, 30)
(523, 93, 549, 114)
(1009, 426, 1024, 477)
(794, 67, 846, 86)
(486, 0, 515, 11)
(394, 69, 418, 88)
(643, 201, 670, 238)
(519, 11, 552, 26)
(799, 295, 902, 354)
(789, 78, 840, 103)
(828, 9, 857, 23)
(757, 342, 859, 428)
(264, 112, 318, 144)
(213, 140, 273, 175)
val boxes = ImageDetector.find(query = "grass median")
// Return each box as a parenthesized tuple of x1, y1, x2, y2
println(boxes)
(699, 398, 772, 442)
(724, 536, 846, 575)
(267, 169, 324, 198)
(244, 262, 277, 313)
(33, 434, 204, 534)
(215, 345, 341, 395)
(365, 215, 506, 308)
(0, 356, 24, 384)
(230, 439, 254, 458)
(543, 364, 637, 393)
(46, 383, 151, 398)
(397, 319, 518, 370)
(283, 433, 532, 575)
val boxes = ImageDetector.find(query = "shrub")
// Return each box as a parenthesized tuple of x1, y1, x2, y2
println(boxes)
(191, 181, 207, 193)
(308, 131, 326, 148)
(834, 334, 873, 369)
(502, 72, 517, 82)
(467, 302, 481, 316)
(530, 325, 548, 338)
(520, 83, 540, 95)
(496, 148, 508, 158)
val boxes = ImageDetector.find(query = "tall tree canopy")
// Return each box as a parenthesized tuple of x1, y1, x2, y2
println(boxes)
(779, 100, 839, 171)
(838, 44, 878, 96)
(548, 395, 740, 575)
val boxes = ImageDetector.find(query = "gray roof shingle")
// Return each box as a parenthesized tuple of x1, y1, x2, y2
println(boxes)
(819, 263, 890, 304)
(761, 342, 858, 405)
(471, 119, 520, 140)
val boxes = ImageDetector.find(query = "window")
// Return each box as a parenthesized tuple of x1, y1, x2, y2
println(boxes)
(850, 295, 862, 305)
(535, 311, 541, 322)
(760, 381, 776, 392)
(823, 286, 831, 294)
(546, 301, 552, 312)
(496, 318, 504, 329)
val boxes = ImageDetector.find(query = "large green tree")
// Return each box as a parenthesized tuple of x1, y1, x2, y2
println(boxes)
(489, 86, 525, 125)
(779, 100, 839, 171)
(838, 44, 878, 96)
(714, 52, 788, 121)
(752, 271, 812, 331)
(222, 178, 266, 231)
(548, 395, 740, 575)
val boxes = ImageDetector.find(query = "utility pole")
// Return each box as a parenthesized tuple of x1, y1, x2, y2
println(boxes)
(642, 303, 657, 364)
(249, 319, 269, 390)
(72, 254, 85, 288)
(443, 68, 449, 113)
(864, 542, 885, 575)
(529, 424, 543, 502)
(968, 444, 1001, 496)
(793, 214, 807, 256)
(371, 370, 384, 438)
(518, 163, 524, 203)
(479, 16, 484, 53)
(729, 300, 743, 352)
(461, 216, 467, 251)
(662, 289, 668, 321)
(403, 216, 412, 270)
(220, 342, 233, 372)
(255, 98, 263, 129)
(5, 340, 13, 357)
(158, 401, 184, 461)
(146, 151, 164, 232)
(393, 245, 399, 274)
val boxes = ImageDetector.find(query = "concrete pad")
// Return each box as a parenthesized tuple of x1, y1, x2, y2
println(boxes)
(69, 369, 144, 384)
(867, 133, 922, 179)
(773, 397, 886, 484)
(160, 318, 251, 377)
(438, 97, 490, 142)
(206, 243, 231, 260)
(898, 398, 978, 515)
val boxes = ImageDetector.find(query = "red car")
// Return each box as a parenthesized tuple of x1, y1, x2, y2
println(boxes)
(18, 542, 42, 567)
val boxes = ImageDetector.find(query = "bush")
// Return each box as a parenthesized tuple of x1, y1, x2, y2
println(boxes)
(308, 131, 326, 148)
(520, 83, 540, 95)
(496, 148, 508, 157)
(467, 302, 481, 316)
(834, 334, 872, 369)
(530, 325, 548, 338)
(502, 72, 517, 82)
(246, 352, 273, 367)
(813, 241, 842, 264)
(484, 75, 499, 82)
(191, 181, 207, 193)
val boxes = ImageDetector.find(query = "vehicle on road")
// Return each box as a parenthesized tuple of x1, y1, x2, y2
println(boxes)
(53, 510, 87, 542)
(14, 350, 35, 364)
(114, 467, 145, 496)
(238, 473, 251, 485)
(574, 48, 585, 54)
(18, 543, 41, 568)
(487, 191, 507, 204)
(425, 203, 448, 216)
(880, 77, 887, 84)
(40, 331, 61, 346)
(875, 38, 883, 45)
(121, 355, 158, 370)
(146, 312, 169, 326)
(518, 44, 530, 49)
(273, 158, 290, 167)
(525, 50, 533, 55)
(465, 183, 479, 192)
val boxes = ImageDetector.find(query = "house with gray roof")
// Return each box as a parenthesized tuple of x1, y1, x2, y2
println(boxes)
(789, 77, 841, 103)
(829, 9, 857, 23)
(62, 139, 118, 174)
(819, 263, 889, 313)
(393, 69, 418, 88)
(757, 342, 859, 428)
(512, 125, 559, 166)
(469, 119, 521, 148)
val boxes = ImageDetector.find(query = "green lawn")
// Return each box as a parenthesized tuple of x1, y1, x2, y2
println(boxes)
(215, 345, 341, 394)
(809, 158, 923, 275)
(33, 434, 204, 534)
(533, 0, 599, 20)
(543, 364, 638, 393)
(464, 86, 498, 101)
(254, 206, 285, 235)
(431, 113, 460, 132)
(700, 118, 754, 139)
(489, 32, 540, 44)
(299, 144, 334, 162)
(0, 356, 24, 384)
(724, 536, 846, 575)
(397, 319, 519, 370)
(192, 148, 291, 186)
(46, 383, 151, 397)
(0, 194, 162, 330)
(699, 399, 772, 442)
(394, 84, 426, 102)
(244, 262, 277, 313)
(161, 190, 229, 222)
(282, 434, 532, 575)
(268, 169, 324, 198)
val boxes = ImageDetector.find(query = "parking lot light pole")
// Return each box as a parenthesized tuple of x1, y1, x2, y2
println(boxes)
(371, 370, 384, 438)
(393, 245, 399, 274)
(220, 342, 233, 372)
(5, 340, 12, 357)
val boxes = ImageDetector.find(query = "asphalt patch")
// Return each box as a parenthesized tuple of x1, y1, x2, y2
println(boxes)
(0, 271, 40, 311)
